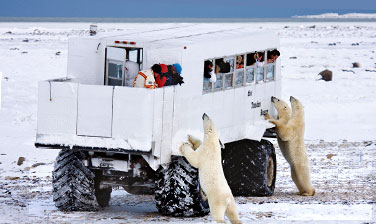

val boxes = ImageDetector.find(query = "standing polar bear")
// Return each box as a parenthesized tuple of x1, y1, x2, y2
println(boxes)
(180, 113, 242, 224)
(265, 96, 315, 196)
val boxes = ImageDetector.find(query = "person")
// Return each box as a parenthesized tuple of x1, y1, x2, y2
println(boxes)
(171, 63, 184, 86)
(236, 55, 244, 69)
(204, 60, 216, 83)
(215, 58, 231, 73)
(160, 63, 184, 86)
(152, 64, 167, 88)
(133, 64, 164, 89)
(123, 60, 140, 86)
(255, 52, 264, 67)
(267, 49, 280, 63)
(247, 52, 264, 66)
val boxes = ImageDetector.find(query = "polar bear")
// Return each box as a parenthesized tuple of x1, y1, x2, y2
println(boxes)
(265, 96, 315, 196)
(180, 113, 241, 224)
(265, 96, 292, 158)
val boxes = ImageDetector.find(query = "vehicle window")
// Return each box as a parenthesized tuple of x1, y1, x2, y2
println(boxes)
(203, 60, 214, 93)
(266, 63, 275, 81)
(128, 49, 138, 62)
(214, 73, 223, 90)
(234, 55, 245, 87)
(266, 49, 278, 81)
(246, 66, 254, 83)
(224, 73, 233, 89)
(256, 66, 264, 82)
(235, 69, 244, 87)
(127, 48, 143, 65)
(216, 57, 234, 89)
(108, 60, 123, 86)
(255, 51, 265, 82)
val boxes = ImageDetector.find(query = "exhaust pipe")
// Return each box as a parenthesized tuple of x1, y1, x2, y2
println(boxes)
(90, 24, 97, 36)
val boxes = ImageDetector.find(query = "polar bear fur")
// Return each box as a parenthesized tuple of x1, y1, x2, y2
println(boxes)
(266, 96, 315, 196)
(179, 114, 241, 224)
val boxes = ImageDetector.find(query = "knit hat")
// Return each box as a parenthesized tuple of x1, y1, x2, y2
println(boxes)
(172, 63, 182, 74)
(151, 64, 162, 74)
(160, 64, 168, 73)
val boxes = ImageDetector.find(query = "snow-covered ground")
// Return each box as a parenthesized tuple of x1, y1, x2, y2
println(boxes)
(293, 13, 376, 19)
(0, 22, 375, 223)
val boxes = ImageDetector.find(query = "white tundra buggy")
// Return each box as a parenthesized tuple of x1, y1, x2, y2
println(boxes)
(35, 24, 280, 216)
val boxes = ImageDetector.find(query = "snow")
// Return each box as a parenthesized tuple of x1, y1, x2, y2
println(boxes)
(293, 13, 376, 19)
(0, 21, 375, 223)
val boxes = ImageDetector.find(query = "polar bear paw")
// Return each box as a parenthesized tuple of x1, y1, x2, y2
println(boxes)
(179, 142, 192, 155)
(188, 135, 202, 150)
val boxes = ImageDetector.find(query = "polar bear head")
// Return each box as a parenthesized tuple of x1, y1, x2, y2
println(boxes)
(290, 96, 304, 118)
(271, 96, 291, 121)
(202, 113, 219, 141)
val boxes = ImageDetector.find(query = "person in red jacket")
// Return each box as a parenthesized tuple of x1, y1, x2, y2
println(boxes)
(160, 63, 184, 86)
(151, 64, 166, 88)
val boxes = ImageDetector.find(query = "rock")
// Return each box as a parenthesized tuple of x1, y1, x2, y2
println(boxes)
(352, 62, 360, 68)
(326, 154, 336, 159)
(24, 167, 31, 171)
(289, 56, 297, 59)
(22, 39, 29, 42)
(328, 43, 336, 46)
(17, 157, 25, 166)
(342, 69, 355, 74)
(10, 47, 19, 50)
(309, 25, 316, 29)
(31, 162, 46, 168)
(351, 43, 360, 46)
(33, 29, 41, 35)
(55, 51, 61, 56)
(21, 51, 28, 54)
(5, 176, 20, 180)
(318, 70, 333, 81)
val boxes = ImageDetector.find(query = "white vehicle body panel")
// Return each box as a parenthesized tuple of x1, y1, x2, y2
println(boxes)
(77, 84, 113, 137)
(37, 81, 78, 136)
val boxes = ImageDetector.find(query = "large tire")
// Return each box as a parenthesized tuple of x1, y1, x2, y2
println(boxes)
(155, 157, 209, 217)
(94, 172, 112, 207)
(52, 149, 98, 211)
(222, 139, 277, 196)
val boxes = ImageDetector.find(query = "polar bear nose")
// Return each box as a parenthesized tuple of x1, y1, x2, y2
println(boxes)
(290, 96, 295, 101)
(202, 113, 208, 120)
(271, 96, 274, 102)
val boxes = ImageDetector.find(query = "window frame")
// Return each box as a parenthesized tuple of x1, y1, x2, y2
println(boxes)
(105, 47, 143, 87)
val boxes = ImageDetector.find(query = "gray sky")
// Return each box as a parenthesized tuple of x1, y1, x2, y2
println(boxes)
(1, 0, 376, 18)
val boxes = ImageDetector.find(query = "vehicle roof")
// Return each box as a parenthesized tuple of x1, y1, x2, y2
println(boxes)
(94, 23, 278, 49)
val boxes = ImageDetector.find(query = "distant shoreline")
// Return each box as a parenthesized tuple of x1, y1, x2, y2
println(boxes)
(1, 17, 376, 23)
